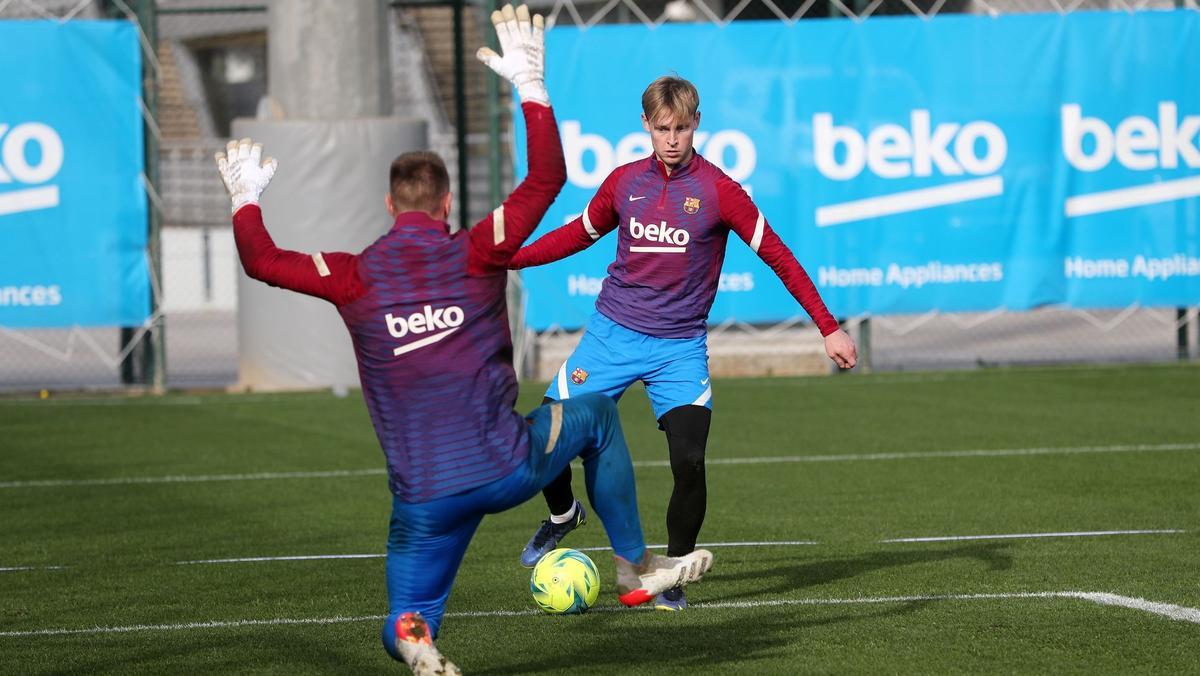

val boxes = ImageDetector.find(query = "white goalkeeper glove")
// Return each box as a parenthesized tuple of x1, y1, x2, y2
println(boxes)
(476, 4, 549, 106)
(215, 138, 277, 214)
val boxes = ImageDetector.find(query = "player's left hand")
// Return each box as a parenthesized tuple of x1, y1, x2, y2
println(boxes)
(824, 329, 857, 369)
(215, 138, 277, 215)
(476, 4, 549, 106)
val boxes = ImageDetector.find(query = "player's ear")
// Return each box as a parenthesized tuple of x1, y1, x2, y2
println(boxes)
(385, 193, 398, 219)
(440, 192, 453, 221)
(693, 111, 701, 129)
(641, 113, 651, 133)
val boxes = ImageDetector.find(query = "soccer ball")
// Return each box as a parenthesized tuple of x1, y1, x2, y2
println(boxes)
(529, 548, 600, 614)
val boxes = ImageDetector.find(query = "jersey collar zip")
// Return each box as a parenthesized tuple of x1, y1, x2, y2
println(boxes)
(651, 151, 699, 181)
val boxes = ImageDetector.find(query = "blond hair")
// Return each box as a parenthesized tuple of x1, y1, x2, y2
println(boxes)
(641, 76, 699, 124)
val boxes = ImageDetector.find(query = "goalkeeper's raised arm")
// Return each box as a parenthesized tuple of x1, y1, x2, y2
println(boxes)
(216, 139, 362, 305)
(467, 3, 566, 275)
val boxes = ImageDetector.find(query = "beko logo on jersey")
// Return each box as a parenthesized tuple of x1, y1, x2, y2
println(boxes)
(812, 111, 1007, 227)
(0, 123, 64, 218)
(627, 216, 689, 253)
(1062, 102, 1200, 218)
(385, 305, 464, 356)
(562, 121, 757, 190)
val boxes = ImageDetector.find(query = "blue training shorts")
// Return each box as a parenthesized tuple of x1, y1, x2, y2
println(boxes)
(382, 394, 645, 645)
(545, 312, 711, 421)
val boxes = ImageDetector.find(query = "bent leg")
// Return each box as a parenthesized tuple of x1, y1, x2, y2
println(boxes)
(518, 397, 715, 607)
(539, 315, 641, 517)
(523, 394, 646, 564)
(381, 495, 482, 660)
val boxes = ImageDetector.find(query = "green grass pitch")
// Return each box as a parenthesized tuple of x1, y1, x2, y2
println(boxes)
(1, 363, 1198, 674)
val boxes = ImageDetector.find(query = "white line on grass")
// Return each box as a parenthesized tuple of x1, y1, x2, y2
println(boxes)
(1080, 592, 1200, 623)
(0, 468, 385, 489)
(5, 441, 1199, 490)
(177, 554, 386, 565)
(882, 529, 1187, 543)
(0, 566, 66, 573)
(690, 592, 1200, 624)
(0, 615, 386, 637)
(170, 531, 1179, 566)
(3, 591, 1197, 638)
(0, 393, 343, 408)
(630, 442, 1200, 469)
(728, 365, 1196, 388)
(576, 540, 821, 553)
(174, 542, 821, 566)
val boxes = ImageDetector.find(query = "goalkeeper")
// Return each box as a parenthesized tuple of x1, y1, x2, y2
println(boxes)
(215, 7, 712, 675)
(511, 76, 857, 612)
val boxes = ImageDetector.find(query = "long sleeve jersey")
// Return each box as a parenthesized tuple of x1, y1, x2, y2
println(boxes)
(510, 152, 839, 338)
(231, 102, 566, 503)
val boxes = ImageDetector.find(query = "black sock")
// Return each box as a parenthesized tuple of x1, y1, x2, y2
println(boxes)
(660, 405, 711, 558)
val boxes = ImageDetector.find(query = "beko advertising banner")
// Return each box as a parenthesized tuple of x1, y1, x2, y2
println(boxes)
(0, 20, 149, 328)
(514, 11, 1199, 329)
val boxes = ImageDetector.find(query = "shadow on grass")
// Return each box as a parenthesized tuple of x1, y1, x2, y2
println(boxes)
(470, 545, 1012, 674)
(35, 546, 1013, 674)
(471, 600, 931, 675)
(32, 628, 379, 676)
(710, 543, 1014, 602)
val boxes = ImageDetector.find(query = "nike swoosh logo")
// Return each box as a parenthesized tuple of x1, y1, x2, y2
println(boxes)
(628, 195, 647, 202)
(700, 378, 709, 386)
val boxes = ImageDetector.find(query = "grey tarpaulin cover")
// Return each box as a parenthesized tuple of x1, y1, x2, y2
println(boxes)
(231, 117, 426, 390)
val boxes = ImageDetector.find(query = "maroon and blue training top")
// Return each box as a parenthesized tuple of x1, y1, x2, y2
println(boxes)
(510, 152, 839, 338)
(230, 102, 566, 503)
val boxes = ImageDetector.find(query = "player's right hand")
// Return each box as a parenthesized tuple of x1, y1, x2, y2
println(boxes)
(476, 4, 549, 106)
(824, 329, 858, 370)
(215, 138, 277, 215)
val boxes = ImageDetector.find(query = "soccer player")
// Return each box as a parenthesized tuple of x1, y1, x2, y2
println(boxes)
(511, 76, 857, 611)
(215, 8, 712, 675)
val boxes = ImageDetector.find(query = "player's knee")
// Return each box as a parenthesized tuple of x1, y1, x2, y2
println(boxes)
(668, 435, 706, 478)
(662, 405, 710, 478)
(598, 394, 619, 420)
(577, 392, 619, 421)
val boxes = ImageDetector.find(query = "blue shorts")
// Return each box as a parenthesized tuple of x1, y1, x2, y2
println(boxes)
(381, 394, 645, 649)
(546, 312, 711, 421)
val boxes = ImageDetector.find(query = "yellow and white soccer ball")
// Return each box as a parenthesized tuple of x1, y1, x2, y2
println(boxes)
(530, 548, 600, 614)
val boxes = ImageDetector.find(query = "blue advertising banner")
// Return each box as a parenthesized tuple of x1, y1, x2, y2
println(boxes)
(0, 20, 148, 328)
(514, 11, 1200, 329)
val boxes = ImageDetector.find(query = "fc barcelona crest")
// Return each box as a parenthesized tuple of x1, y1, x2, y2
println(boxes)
(571, 367, 589, 385)
(683, 197, 701, 214)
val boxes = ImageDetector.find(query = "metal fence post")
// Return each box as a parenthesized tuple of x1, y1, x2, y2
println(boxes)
(1178, 308, 1189, 361)
(485, 0, 501, 208)
(859, 317, 872, 372)
(141, 0, 165, 391)
(110, 0, 164, 390)
(452, 0, 469, 233)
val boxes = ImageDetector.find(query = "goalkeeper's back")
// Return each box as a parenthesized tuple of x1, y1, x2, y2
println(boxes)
(229, 101, 565, 503)
(337, 211, 530, 501)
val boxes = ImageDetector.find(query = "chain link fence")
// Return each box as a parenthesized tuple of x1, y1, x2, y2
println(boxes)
(0, 0, 1195, 392)
(0, 0, 167, 392)
(0, 0, 512, 392)
(516, 0, 1200, 378)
